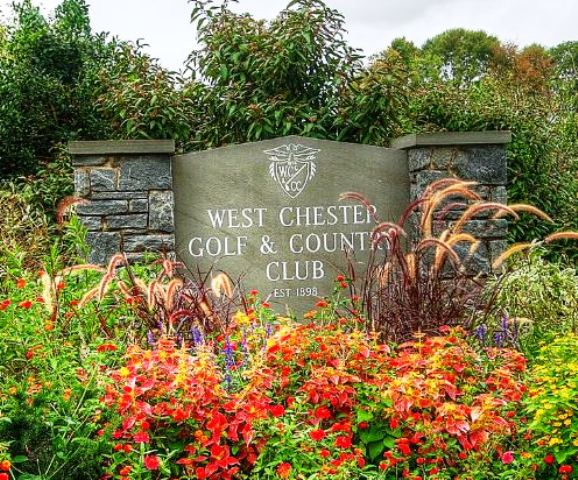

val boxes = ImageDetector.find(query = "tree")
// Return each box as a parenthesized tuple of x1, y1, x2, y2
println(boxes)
(422, 28, 500, 86)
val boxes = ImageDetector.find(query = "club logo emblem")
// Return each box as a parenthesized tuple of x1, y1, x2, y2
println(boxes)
(263, 144, 320, 198)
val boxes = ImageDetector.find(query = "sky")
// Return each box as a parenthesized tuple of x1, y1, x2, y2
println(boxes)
(0, 0, 576, 72)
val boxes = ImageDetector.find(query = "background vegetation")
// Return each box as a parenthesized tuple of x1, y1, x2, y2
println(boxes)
(0, 0, 576, 262)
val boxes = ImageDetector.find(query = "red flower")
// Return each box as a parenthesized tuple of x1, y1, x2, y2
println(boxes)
(0, 460, 10, 472)
(320, 449, 331, 458)
(309, 429, 326, 441)
(334, 435, 352, 449)
(18, 300, 32, 309)
(249, 289, 259, 296)
(210, 444, 239, 469)
(501, 451, 514, 464)
(358, 421, 369, 430)
(336, 274, 345, 282)
(262, 302, 271, 308)
(314, 406, 332, 420)
(0, 473, 8, 480)
(144, 455, 160, 471)
(16, 278, 26, 289)
(559, 465, 573, 474)
(397, 442, 411, 456)
(544, 454, 555, 465)
(269, 404, 285, 417)
(315, 300, 328, 308)
(0, 299, 10, 310)
(133, 431, 150, 443)
(276, 462, 292, 479)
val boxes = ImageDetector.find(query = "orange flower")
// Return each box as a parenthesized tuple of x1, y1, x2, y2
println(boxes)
(16, 278, 26, 289)
(0, 300, 11, 311)
(0, 460, 11, 471)
(18, 300, 32, 309)
(118, 466, 132, 476)
(97, 343, 118, 353)
(276, 462, 292, 479)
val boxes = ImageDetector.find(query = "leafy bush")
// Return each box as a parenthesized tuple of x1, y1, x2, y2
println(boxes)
(0, 251, 130, 479)
(99, 321, 527, 479)
(0, 187, 53, 273)
(480, 249, 578, 354)
(523, 334, 578, 478)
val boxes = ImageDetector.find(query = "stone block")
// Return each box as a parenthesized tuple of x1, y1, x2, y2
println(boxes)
(91, 191, 148, 200)
(86, 232, 121, 265)
(106, 214, 148, 230)
(430, 147, 457, 169)
(71, 155, 107, 167)
(74, 170, 90, 197)
(77, 200, 128, 216)
(408, 148, 431, 172)
(149, 190, 174, 232)
(129, 198, 149, 213)
(90, 169, 117, 191)
(78, 216, 101, 231)
(461, 219, 508, 239)
(119, 156, 172, 191)
(454, 242, 491, 276)
(490, 186, 508, 204)
(123, 234, 175, 253)
(489, 240, 508, 270)
(412, 170, 447, 200)
(453, 146, 507, 185)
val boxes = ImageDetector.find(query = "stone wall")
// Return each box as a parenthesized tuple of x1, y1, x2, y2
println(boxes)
(391, 131, 511, 274)
(70, 132, 510, 272)
(69, 140, 176, 264)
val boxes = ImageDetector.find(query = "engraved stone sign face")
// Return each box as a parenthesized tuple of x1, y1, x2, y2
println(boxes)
(172, 136, 409, 313)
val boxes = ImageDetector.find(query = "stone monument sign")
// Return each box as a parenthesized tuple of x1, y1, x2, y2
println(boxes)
(172, 136, 408, 311)
(69, 131, 511, 314)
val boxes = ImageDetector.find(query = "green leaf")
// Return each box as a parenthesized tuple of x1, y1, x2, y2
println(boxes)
(383, 436, 396, 449)
(360, 428, 386, 444)
(367, 440, 385, 461)
(356, 410, 374, 423)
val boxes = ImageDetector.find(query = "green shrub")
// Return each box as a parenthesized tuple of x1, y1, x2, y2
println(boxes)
(481, 249, 578, 355)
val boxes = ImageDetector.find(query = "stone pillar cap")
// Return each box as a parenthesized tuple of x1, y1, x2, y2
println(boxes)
(391, 131, 511, 150)
(68, 140, 175, 156)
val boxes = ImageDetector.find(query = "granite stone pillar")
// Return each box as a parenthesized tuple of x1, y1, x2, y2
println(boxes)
(391, 131, 511, 274)
(69, 140, 176, 265)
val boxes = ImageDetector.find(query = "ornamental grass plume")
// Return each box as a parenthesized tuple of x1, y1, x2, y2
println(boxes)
(71, 253, 246, 345)
(341, 178, 575, 342)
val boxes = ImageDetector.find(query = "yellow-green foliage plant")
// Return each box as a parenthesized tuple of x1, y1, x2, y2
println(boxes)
(523, 334, 578, 477)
